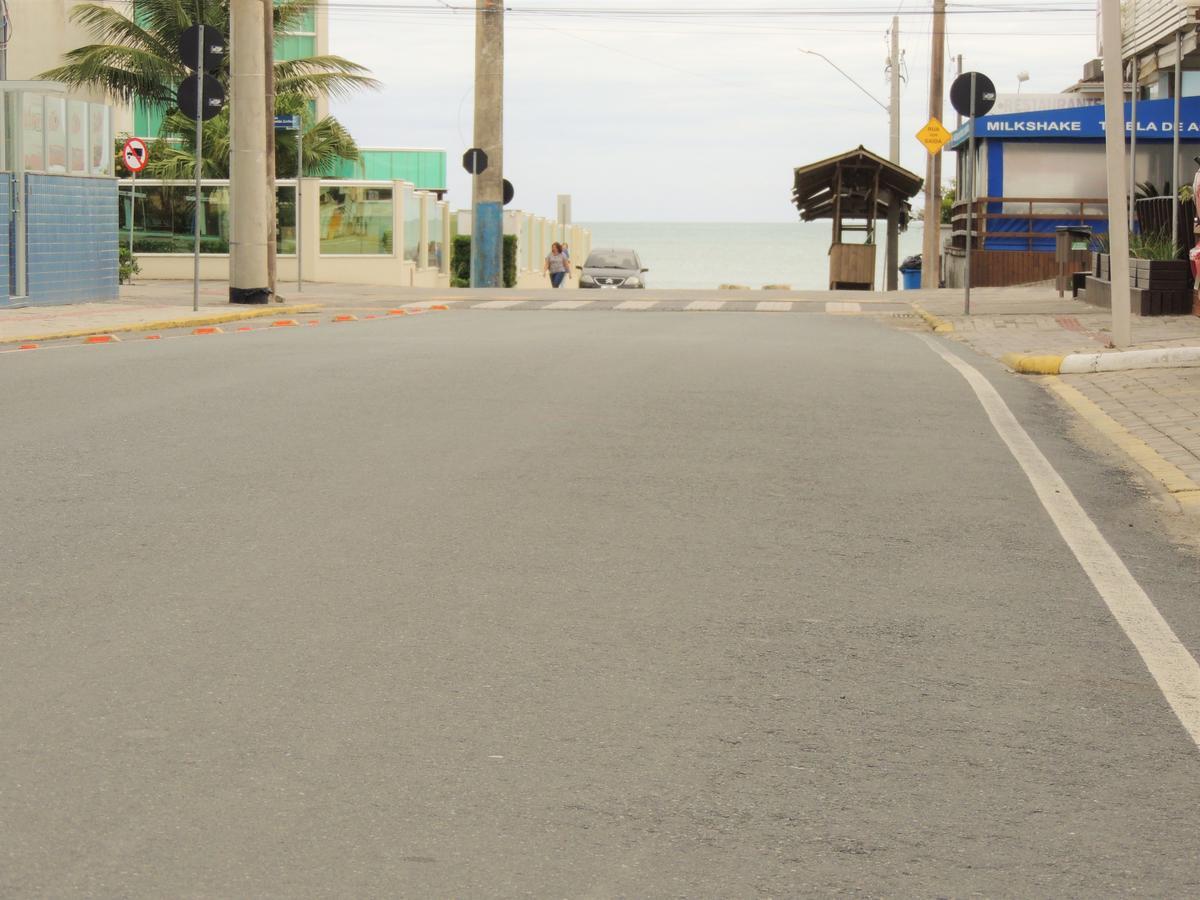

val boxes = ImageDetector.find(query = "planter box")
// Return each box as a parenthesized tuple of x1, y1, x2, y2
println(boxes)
(1130, 258, 1191, 290)
(1082, 276, 1191, 315)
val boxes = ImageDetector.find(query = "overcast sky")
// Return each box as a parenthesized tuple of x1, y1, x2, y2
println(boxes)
(328, 0, 1098, 222)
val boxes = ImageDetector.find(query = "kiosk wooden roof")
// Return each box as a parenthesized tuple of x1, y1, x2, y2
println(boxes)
(792, 146, 924, 225)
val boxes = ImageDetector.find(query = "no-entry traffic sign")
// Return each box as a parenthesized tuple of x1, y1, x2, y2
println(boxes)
(122, 137, 149, 173)
(462, 147, 488, 175)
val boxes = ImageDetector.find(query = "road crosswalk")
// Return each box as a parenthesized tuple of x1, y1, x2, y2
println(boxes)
(426, 297, 897, 314)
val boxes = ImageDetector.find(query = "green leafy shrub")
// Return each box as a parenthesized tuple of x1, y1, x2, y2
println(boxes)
(119, 245, 140, 284)
(450, 233, 518, 287)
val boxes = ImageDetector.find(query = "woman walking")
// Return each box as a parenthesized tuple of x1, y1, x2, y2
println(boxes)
(544, 242, 571, 288)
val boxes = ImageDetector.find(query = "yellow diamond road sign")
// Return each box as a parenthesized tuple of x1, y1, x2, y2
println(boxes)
(917, 117, 953, 155)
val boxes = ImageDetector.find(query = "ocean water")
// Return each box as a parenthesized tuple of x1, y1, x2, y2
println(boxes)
(578, 222, 927, 291)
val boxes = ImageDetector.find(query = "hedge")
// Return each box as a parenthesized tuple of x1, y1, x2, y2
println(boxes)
(451, 233, 518, 288)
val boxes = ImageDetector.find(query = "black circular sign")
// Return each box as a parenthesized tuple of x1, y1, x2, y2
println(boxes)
(180, 24, 225, 73)
(503, 179, 514, 206)
(950, 72, 996, 119)
(462, 147, 488, 175)
(177, 74, 226, 121)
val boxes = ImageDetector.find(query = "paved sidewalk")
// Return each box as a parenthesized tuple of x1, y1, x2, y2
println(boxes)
(912, 286, 1200, 512)
(0, 297, 316, 344)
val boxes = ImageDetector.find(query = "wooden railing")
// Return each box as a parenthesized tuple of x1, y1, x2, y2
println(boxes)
(948, 197, 1110, 254)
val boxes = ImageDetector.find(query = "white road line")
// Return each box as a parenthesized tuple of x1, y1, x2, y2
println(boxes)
(756, 301, 794, 312)
(825, 301, 862, 314)
(685, 300, 726, 311)
(544, 299, 593, 310)
(917, 334, 1200, 749)
(615, 300, 658, 310)
(472, 299, 527, 309)
(408, 299, 463, 308)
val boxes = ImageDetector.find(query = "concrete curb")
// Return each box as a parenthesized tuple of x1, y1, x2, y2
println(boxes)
(1046, 379, 1200, 512)
(0, 304, 320, 346)
(912, 303, 954, 333)
(1059, 345, 1200, 374)
(1002, 345, 1200, 375)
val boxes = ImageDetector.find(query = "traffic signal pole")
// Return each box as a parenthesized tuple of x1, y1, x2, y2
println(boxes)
(230, 0, 271, 303)
(471, 0, 504, 288)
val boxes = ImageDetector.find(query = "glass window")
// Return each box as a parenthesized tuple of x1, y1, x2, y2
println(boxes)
(427, 201, 445, 271)
(67, 100, 88, 174)
(319, 185, 393, 255)
(89, 104, 111, 175)
(276, 184, 297, 255)
(402, 185, 419, 262)
(275, 34, 316, 61)
(22, 93, 44, 171)
(119, 184, 231, 253)
(45, 97, 67, 173)
(1183, 71, 1200, 98)
(134, 100, 167, 138)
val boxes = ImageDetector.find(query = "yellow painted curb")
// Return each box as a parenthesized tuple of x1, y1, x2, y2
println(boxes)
(1046, 379, 1200, 501)
(911, 303, 954, 333)
(1000, 352, 1065, 375)
(0, 304, 320, 346)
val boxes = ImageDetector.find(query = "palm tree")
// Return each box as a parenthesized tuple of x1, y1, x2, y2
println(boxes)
(41, 0, 379, 176)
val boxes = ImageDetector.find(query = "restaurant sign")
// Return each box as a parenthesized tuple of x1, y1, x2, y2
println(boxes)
(949, 96, 1200, 148)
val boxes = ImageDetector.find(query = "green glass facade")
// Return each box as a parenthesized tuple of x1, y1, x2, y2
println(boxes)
(330, 150, 446, 192)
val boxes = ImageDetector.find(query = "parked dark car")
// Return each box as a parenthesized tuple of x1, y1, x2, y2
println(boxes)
(578, 248, 649, 289)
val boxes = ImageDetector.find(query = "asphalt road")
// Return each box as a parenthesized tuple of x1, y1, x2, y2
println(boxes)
(3, 310, 1199, 896)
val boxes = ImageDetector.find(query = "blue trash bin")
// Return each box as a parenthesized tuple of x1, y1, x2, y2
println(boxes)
(900, 268, 921, 290)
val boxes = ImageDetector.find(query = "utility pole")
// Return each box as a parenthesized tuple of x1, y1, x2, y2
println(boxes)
(230, 0, 271, 303)
(886, 17, 901, 291)
(470, 0, 504, 288)
(1101, 0, 1132, 347)
(889, 18, 901, 163)
(264, 0, 277, 298)
(921, 0, 946, 289)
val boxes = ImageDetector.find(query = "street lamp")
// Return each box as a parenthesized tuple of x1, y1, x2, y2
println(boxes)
(1017, 71, 1030, 94)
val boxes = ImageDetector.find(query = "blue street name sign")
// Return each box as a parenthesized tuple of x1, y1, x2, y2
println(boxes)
(274, 115, 301, 131)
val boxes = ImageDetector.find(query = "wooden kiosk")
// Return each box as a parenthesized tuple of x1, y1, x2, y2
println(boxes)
(792, 147, 923, 291)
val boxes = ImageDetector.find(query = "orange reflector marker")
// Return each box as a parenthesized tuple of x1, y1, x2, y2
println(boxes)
(408, 308, 425, 315)
(236, 326, 253, 332)
(364, 314, 378, 319)
(192, 326, 222, 335)
(144, 334, 162, 340)
(307, 319, 320, 326)
(18, 342, 38, 350)
(332, 314, 357, 322)
(84, 334, 118, 344)
(271, 319, 299, 327)
(430, 304, 449, 311)
(388, 309, 408, 316)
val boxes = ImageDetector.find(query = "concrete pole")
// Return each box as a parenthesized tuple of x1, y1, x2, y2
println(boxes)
(921, 0, 946, 289)
(889, 18, 900, 164)
(470, 0, 504, 288)
(1101, 0, 1132, 347)
(264, 0, 277, 297)
(230, 0, 271, 303)
(886, 17, 901, 291)
(1173, 33, 1182, 252)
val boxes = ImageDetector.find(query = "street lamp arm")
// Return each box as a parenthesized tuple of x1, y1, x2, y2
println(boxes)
(798, 48, 888, 112)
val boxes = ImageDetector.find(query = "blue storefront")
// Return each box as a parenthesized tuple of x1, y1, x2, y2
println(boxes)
(945, 97, 1200, 281)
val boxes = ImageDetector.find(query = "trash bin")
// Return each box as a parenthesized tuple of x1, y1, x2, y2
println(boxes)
(1055, 225, 1092, 296)
(899, 253, 922, 290)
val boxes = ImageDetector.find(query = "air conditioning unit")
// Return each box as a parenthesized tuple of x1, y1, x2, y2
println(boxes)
(1083, 58, 1103, 82)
